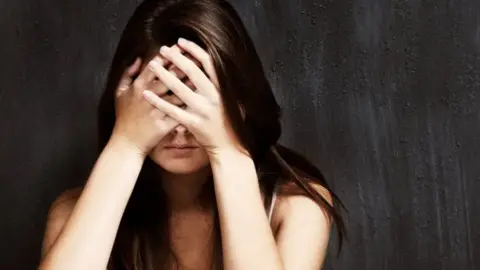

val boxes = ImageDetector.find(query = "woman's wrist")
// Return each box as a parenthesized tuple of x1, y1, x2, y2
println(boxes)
(208, 146, 252, 167)
(107, 134, 148, 159)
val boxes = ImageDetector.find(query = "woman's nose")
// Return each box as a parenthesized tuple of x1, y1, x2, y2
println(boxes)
(173, 124, 188, 134)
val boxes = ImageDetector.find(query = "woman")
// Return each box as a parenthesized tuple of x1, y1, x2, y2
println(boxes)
(39, 0, 345, 269)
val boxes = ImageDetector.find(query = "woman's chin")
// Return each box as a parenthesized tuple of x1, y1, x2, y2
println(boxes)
(160, 159, 209, 174)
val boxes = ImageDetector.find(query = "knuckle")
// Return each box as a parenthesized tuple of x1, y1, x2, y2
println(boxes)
(182, 65, 194, 75)
(190, 118, 202, 129)
(210, 94, 221, 106)
(152, 56, 164, 66)
(197, 106, 211, 119)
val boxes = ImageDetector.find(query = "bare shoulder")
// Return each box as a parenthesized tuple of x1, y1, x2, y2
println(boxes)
(52, 187, 83, 207)
(270, 181, 333, 233)
(48, 187, 83, 217)
(270, 181, 333, 269)
(41, 187, 83, 257)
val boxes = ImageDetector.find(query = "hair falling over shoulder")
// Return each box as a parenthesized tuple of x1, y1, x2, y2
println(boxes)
(97, 0, 346, 269)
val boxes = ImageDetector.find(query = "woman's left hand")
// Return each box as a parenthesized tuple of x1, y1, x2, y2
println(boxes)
(142, 38, 244, 158)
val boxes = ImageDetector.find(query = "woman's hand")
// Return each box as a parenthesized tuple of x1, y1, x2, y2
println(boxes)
(142, 38, 246, 158)
(111, 46, 189, 157)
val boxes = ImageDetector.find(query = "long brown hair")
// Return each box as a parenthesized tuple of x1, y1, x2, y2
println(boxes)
(97, 0, 346, 269)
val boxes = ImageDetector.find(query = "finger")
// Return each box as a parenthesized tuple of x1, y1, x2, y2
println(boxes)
(149, 108, 180, 136)
(120, 57, 142, 89)
(143, 90, 199, 129)
(169, 44, 183, 56)
(151, 43, 195, 83)
(126, 57, 142, 76)
(158, 55, 201, 95)
(148, 58, 204, 110)
(152, 44, 183, 70)
(116, 58, 142, 97)
(148, 62, 187, 96)
(149, 104, 166, 118)
(155, 78, 195, 107)
(158, 115, 180, 133)
(135, 59, 160, 88)
(149, 44, 199, 90)
(148, 61, 195, 109)
(176, 38, 219, 89)
(159, 45, 216, 99)
(135, 44, 182, 88)
(140, 45, 185, 94)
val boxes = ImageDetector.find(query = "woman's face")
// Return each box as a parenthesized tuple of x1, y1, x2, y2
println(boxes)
(140, 49, 211, 174)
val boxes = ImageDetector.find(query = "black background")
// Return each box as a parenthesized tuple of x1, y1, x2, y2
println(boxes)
(0, 0, 479, 269)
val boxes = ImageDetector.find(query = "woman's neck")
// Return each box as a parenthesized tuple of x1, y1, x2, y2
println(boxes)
(160, 166, 214, 212)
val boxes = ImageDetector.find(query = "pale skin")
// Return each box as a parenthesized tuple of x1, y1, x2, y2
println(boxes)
(39, 38, 333, 270)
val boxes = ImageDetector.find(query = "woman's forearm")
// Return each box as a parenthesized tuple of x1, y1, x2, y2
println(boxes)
(39, 135, 146, 270)
(210, 150, 284, 270)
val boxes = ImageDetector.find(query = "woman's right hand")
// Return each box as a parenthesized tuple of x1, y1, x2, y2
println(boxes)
(111, 46, 188, 157)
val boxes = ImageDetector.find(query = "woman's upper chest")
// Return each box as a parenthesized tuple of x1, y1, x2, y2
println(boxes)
(166, 209, 215, 269)
(166, 192, 281, 269)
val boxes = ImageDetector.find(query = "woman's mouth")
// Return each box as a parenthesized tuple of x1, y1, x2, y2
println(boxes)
(164, 146, 198, 156)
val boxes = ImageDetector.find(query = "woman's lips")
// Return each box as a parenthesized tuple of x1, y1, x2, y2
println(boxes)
(164, 146, 198, 156)
(164, 146, 197, 149)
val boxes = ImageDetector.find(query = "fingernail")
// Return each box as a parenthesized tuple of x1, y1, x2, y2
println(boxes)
(147, 62, 155, 71)
(160, 46, 170, 54)
(143, 90, 153, 98)
(178, 38, 187, 45)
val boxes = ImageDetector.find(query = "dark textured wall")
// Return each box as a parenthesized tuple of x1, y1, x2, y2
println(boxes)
(1, 0, 479, 269)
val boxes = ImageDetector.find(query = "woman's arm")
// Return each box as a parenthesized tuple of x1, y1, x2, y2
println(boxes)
(210, 150, 332, 270)
(40, 49, 180, 269)
(209, 150, 284, 270)
(39, 136, 146, 270)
